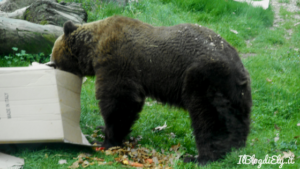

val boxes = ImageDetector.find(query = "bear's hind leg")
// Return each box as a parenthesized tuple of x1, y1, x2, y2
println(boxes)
(183, 96, 250, 165)
(182, 63, 251, 165)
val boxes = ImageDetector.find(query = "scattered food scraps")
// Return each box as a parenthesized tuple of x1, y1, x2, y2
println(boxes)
(68, 153, 104, 169)
(93, 141, 185, 168)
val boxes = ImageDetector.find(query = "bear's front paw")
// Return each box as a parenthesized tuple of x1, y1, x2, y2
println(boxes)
(101, 141, 114, 150)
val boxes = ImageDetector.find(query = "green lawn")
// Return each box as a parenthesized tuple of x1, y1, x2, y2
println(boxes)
(0, 0, 299, 168)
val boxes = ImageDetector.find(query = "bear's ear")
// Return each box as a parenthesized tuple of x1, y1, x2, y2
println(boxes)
(63, 21, 78, 36)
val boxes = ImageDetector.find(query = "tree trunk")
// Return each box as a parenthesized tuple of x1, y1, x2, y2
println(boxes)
(0, 0, 87, 55)
(0, 1, 87, 26)
(0, 17, 63, 55)
(23, 1, 87, 26)
(0, 0, 57, 12)
(0, 6, 28, 19)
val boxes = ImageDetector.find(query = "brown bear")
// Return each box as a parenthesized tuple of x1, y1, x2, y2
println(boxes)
(48, 16, 252, 165)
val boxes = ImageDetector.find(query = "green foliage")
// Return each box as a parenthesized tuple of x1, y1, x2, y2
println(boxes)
(40, 20, 48, 25)
(0, 47, 50, 67)
(161, 0, 274, 26)
(278, 0, 290, 3)
(253, 29, 285, 46)
(279, 6, 294, 19)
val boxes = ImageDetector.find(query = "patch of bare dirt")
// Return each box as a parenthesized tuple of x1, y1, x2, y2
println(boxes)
(271, 0, 300, 27)
(242, 0, 300, 58)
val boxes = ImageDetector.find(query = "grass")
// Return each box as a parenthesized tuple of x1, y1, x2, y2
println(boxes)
(1, 0, 300, 168)
(279, 0, 290, 3)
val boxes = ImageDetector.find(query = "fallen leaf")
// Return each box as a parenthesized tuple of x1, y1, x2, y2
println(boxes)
(85, 123, 93, 130)
(280, 151, 295, 160)
(77, 153, 90, 159)
(98, 162, 106, 165)
(58, 159, 67, 164)
(266, 78, 272, 83)
(105, 150, 113, 155)
(91, 157, 104, 161)
(152, 157, 159, 165)
(294, 136, 300, 139)
(175, 152, 181, 160)
(68, 161, 79, 169)
(154, 121, 167, 131)
(122, 159, 129, 165)
(170, 143, 181, 152)
(230, 29, 238, 34)
(168, 132, 176, 139)
(82, 160, 90, 168)
(98, 162, 112, 165)
(145, 158, 153, 164)
(130, 162, 143, 167)
(274, 124, 281, 130)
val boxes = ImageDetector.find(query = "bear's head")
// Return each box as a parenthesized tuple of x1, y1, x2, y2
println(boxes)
(48, 21, 95, 76)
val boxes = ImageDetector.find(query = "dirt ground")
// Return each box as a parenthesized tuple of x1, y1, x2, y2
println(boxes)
(241, 0, 300, 58)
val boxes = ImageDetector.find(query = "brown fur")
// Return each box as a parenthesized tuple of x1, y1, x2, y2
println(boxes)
(50, 16, 252, 165)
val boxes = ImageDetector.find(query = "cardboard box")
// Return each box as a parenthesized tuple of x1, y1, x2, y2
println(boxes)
(0, 64, 90, 146)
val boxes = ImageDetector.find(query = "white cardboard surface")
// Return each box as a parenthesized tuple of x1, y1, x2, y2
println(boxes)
(0, 65, 90, 146)
(0, 152, 24, 169)
(234, 0, 269, 9)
